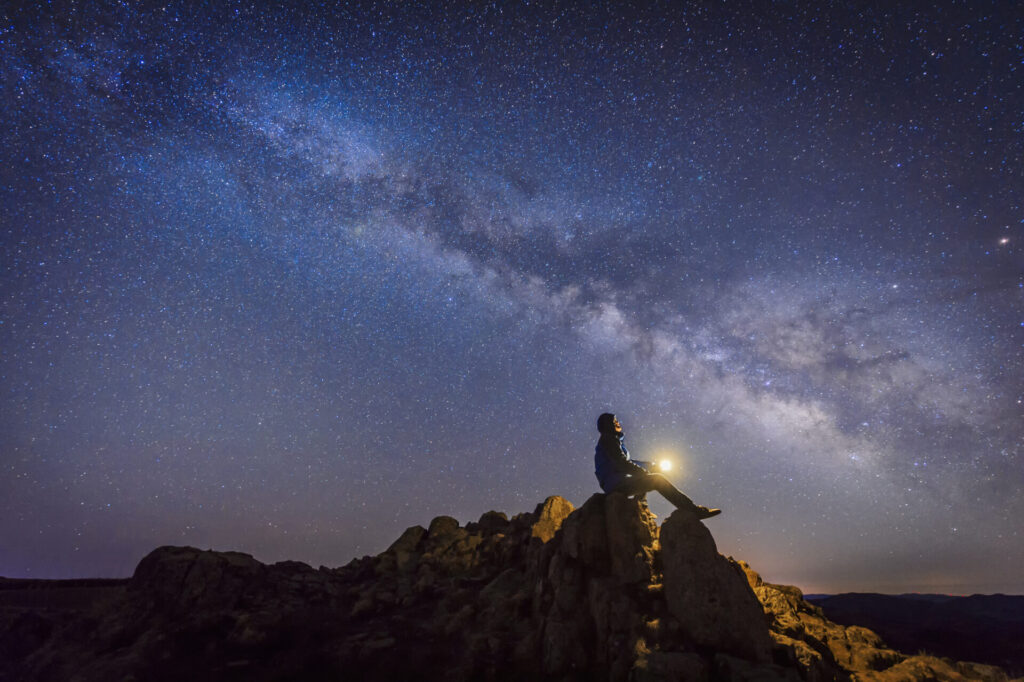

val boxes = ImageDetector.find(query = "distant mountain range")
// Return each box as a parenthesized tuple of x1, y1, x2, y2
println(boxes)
(807, 593, 1024, 676)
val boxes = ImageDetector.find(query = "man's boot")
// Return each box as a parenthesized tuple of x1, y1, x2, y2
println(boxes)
(696, 506, 721, 520)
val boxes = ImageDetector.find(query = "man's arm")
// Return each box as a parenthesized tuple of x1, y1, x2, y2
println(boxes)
(608, 441, 648, 476)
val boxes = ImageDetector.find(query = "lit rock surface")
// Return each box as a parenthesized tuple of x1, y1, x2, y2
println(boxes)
(1, 494, 1016, 681)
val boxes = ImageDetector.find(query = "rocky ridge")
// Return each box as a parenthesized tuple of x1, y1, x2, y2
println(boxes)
(1, 493, 1016, 681)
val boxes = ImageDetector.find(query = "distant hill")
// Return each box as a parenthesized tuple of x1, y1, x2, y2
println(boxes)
(0, 577, 128, 612)
(808, 592, 1024, 676)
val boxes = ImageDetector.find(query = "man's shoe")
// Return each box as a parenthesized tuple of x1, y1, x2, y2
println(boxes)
(696, 506, 721, 520)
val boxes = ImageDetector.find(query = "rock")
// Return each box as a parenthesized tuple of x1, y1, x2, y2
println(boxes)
(634, 651, 711, 682)
(714, 653, 802, 681)
(0, 610, 54, 662)
(770, 633, 829, 682)
(131, 545, 264, 613)
(856, 654, 984, 681)
(541, 618, 589, 675)
(3, 493, 1012, 682)
(660, 509, 773, 663)
(604, 492, 659, 584)
(475, 510, 509, 533)
(386, 524, 426, 555)
(560, 493, 609, 564)
(743, 568, 926, 681)
(530, 495, 575, 542)
(426, 515, 461, 543)
(379, 524, 425, 575)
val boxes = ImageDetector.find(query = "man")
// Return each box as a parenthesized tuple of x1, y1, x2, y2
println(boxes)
(594, 413, 720, 519)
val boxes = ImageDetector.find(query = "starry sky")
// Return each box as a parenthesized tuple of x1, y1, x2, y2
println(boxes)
(2, 1, 1021, 594)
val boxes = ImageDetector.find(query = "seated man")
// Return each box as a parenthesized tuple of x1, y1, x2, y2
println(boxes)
(594, 413, 720, 519)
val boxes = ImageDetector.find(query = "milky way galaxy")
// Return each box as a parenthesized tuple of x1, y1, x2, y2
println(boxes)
(2, 2, 1021, 594)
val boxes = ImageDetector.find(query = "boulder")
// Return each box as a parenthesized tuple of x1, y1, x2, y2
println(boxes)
(131, 545, 264, 613)
(531, 495, 575, 542)
(426, 515, 461, 544)
(560, 493, 609, 565)
(476, 510, 509, 533)
(660, 509, 773, 663)
(604, 493, 659, 584)
(383, 524, 426, 572)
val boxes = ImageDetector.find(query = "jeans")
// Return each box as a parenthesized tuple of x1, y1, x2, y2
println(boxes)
(613, 473, 699, 511)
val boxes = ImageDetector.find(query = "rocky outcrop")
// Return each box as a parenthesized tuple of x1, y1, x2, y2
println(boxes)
(1, 494, 1017, 682)
(661, 511, 772, 665)
(739, 563, 1014, 682)
(806, 593, 1024, 677)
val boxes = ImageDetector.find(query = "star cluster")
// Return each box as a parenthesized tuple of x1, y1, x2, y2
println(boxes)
(1, 1, 1021, 593)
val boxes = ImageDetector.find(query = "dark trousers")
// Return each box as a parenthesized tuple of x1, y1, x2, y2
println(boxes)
(613, 473, 698, 511)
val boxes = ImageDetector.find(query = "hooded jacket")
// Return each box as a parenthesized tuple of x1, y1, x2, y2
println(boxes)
(594, 432, 649, 492)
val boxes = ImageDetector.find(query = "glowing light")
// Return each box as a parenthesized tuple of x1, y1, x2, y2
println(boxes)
(999, 237, 1009, 245)
(659, 459, 672, 472)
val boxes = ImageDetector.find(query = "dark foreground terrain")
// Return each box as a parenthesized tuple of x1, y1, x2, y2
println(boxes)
(808, 593, 1024, 677)
(1, 494, 1019, 681)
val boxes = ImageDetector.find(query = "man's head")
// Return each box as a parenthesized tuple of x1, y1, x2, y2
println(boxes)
(597, 413, 622, 435)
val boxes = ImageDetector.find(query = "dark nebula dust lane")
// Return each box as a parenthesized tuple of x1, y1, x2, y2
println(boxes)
(2, 2, 1021, 593)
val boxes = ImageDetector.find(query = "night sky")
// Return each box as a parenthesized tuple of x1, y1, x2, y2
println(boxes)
(2, 2, 1021, 595)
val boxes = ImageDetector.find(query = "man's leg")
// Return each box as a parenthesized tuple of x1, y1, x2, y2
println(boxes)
(615, 473, 700, 512)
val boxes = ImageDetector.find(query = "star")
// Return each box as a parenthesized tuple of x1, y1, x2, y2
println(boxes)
(1, 0, 1020, 595)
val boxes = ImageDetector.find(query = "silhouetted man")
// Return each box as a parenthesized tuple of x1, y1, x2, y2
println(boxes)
(594, 413, 720, 519)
